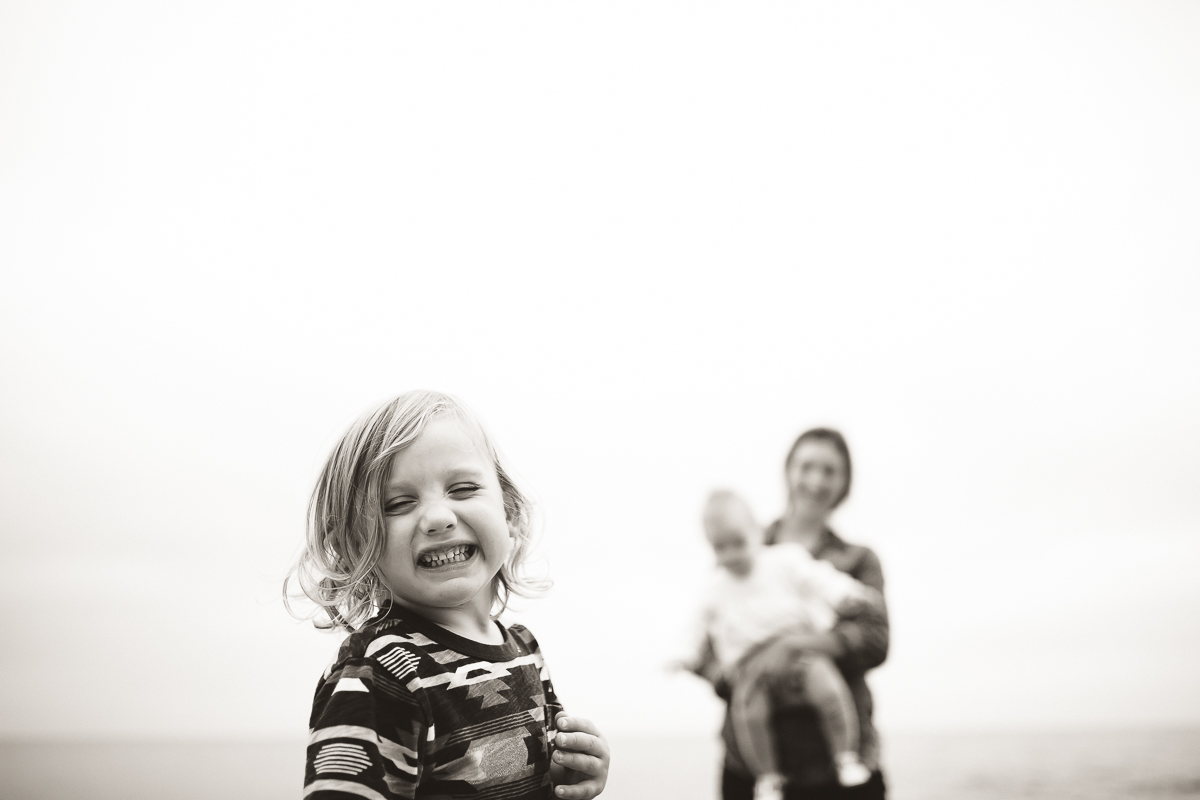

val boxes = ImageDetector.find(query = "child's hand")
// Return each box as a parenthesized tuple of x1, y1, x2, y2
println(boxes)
(550, 713, 610, 799)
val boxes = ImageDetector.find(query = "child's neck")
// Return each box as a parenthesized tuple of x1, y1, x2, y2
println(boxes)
(440, 612, 504, 645)
(397, 598, 505, 646)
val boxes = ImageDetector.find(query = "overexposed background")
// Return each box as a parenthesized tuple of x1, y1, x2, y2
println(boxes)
(2, 0, 1198, 751)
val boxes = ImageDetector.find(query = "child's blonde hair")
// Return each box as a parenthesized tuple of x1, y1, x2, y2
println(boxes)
(702, 489, 756, 527)
(286, 390, 543, 632)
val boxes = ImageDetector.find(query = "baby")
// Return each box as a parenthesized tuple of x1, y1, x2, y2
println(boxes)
(683, 490, 877, 800)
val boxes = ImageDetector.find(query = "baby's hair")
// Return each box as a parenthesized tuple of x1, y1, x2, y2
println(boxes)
(702, 489, 757, 528)
(285, 390, 544, 632)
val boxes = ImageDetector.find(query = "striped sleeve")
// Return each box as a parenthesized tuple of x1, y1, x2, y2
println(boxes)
(305, 652, 427, 800)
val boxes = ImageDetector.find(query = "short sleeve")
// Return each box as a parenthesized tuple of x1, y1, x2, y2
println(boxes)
(305, 653, 427, 800)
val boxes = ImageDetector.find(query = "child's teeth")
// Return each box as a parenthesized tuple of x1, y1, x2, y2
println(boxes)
(421, 545, 471, 566)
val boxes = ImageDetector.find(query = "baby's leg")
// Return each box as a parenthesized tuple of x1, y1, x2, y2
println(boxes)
(799, 655, 870, 787)
(728, 661, 779, 778)
(728, 646, 791, 800)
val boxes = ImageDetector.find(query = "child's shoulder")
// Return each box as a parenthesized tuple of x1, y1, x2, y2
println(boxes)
(505, 622, 543, 654)
(323, 614, 442, 680)
(310, 617, 436, 721)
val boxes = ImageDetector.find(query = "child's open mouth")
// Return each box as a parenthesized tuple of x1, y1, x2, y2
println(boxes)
(417, 544, 477, 568)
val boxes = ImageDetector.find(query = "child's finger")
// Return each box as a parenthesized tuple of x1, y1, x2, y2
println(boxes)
(554, 779, 603, 799)
(554, 730, 609, 760)
(554, 714, 603, 738)
(552, 748, 605, 775)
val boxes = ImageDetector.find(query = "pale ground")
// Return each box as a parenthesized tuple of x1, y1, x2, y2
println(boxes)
(1, 730, 1198, 799)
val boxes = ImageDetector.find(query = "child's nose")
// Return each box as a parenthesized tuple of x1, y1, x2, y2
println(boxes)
(421, 501, 457, 534)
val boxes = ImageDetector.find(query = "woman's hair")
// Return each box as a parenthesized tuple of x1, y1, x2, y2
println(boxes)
(284, 390, 544, 632)
(783, 427, 853, 509)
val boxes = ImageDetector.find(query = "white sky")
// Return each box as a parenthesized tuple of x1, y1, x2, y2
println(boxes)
(1, 1, 1198, 740)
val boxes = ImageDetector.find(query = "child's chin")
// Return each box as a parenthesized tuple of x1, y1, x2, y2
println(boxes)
(418, 577, 493, 603)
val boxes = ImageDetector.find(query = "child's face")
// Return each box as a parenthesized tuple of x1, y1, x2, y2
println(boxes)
(705, 513, 759, 578)
(376, 416, 515, 620)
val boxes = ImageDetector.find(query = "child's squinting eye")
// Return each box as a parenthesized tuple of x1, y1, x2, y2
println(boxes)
(449, 483, 481, 497)
(385, 497, 416, 514)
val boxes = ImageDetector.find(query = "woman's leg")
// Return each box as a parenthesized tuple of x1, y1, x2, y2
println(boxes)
(721, 767, 756, 800)
(840, 770, 886, 799)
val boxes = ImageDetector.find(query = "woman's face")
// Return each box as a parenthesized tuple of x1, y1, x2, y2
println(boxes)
(786, 439, 848, 518)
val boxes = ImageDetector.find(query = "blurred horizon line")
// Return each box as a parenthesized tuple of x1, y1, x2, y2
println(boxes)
(5, 722, 1200, 745)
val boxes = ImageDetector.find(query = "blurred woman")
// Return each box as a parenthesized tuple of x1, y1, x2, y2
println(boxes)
(717, 428, 889, 800)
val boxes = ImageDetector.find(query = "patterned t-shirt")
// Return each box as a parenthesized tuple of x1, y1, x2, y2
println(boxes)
(305, 605, 564, 800)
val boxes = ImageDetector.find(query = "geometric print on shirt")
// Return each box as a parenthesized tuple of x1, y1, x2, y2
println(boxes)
(304, 603, 565, 800)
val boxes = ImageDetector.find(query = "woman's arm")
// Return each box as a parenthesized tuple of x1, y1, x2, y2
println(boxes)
(772, 547, 888, 671)
(828, 548, 889, 673)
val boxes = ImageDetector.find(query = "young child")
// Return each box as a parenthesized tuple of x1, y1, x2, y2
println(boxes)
(682, 490, 877, 800)
(288, 391, 610, 800)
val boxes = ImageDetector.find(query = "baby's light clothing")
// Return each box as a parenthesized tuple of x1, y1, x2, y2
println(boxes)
(695, 542, 873, 789)
(701, 542, 868, 671)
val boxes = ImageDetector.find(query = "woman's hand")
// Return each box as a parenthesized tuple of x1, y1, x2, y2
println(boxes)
(550, 713, 610, 799)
